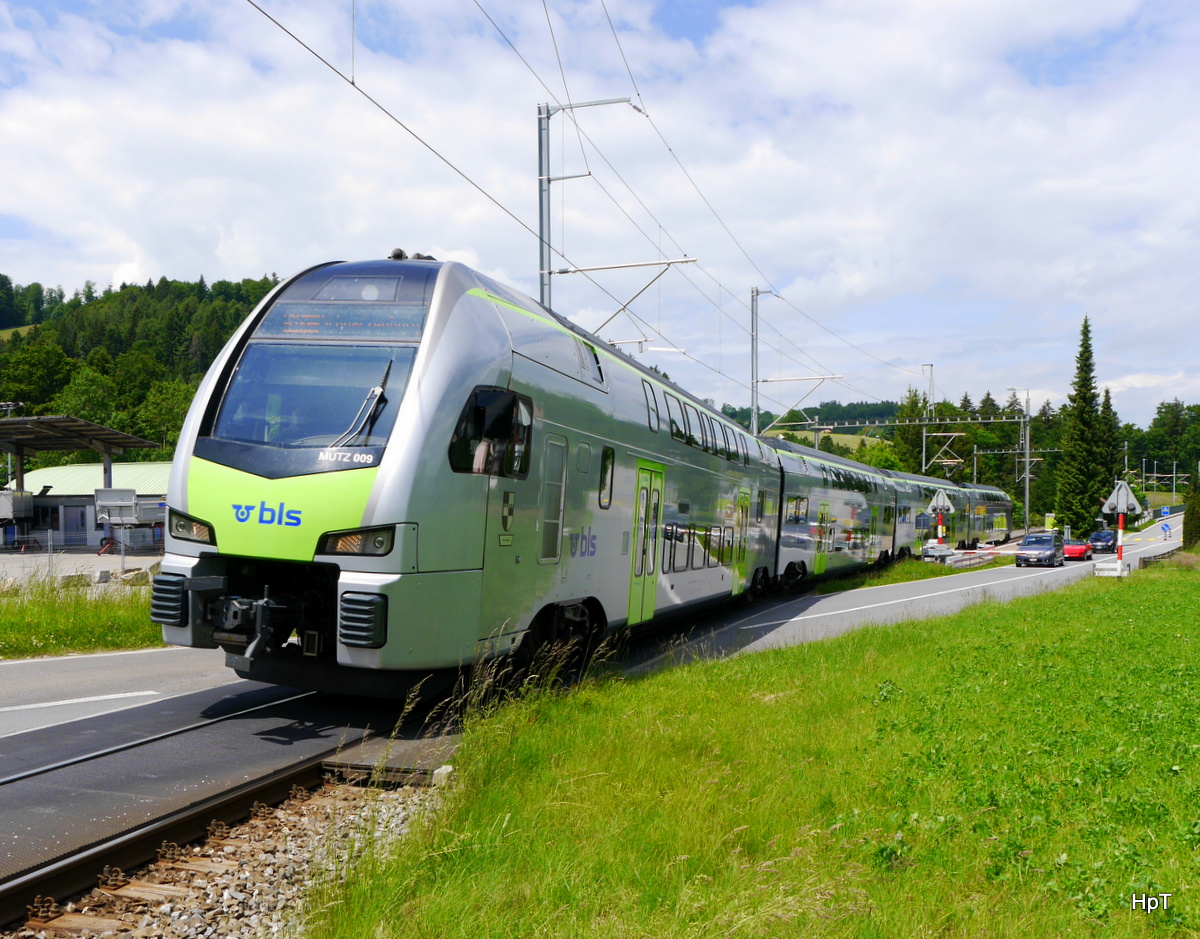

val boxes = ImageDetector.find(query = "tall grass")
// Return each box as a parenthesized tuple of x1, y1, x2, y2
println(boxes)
(0, 576, 160, 659)
(303, 562, 1200, 937)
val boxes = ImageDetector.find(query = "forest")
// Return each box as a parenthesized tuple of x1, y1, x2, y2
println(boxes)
(2, 272, 1196, 533)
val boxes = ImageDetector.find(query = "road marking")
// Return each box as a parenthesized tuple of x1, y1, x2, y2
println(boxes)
(0, 691, 160, 713)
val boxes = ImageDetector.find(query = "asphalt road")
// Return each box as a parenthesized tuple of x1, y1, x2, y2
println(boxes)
(0, 647, 237, 739)
(1, 516, 1182, 736)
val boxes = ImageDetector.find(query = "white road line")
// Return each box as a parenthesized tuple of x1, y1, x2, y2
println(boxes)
(0, 691, 160, 713)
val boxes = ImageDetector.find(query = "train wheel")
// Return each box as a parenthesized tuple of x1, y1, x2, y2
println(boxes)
(782, 562, 807, 590)
(743, 568, 768, 603)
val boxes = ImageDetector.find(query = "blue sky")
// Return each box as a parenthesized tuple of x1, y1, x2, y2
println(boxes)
(1, 0, 1198, 428)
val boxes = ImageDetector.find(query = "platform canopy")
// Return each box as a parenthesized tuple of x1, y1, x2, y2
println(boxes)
(0, 416, 158, 491)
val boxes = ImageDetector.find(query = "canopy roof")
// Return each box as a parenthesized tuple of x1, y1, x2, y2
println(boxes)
(0, 416, 157, 455)
(0, 416, 158, 492)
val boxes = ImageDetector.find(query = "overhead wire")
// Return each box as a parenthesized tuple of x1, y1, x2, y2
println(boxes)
(250, 0, 918, 411)
(469, 1, 826, 391)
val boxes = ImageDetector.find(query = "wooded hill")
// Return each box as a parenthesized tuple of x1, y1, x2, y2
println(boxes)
(0, 273, 276, 469)
(2, 272, 1197, 527)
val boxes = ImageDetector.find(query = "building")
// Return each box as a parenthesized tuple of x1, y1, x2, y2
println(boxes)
(2, 462, 171, 551)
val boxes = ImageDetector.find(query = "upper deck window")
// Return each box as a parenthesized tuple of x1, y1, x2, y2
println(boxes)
(254, 265, 438, 341)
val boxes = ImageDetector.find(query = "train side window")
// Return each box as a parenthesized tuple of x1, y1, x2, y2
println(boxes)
(721, 527, 734, 565)
(756, 490, 765, 523)
(721, 425, 735, 462)
(682, 402, 701, 446)
(641, 381, 660, 432)
(785, 496, 809, 524)
(690, 527, 707, 570)
(675, 527, 691, 573)
(664, 393, 685, 442)
(598, 446, 615, 509)
(708, 526, 722, 568)
(663, 524, 675, 572)
(738, 433, 749, 466)
(540, 436, 567, 562)
(448, 387, 533, 478)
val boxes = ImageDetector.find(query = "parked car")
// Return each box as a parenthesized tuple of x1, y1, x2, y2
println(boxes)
(1088, 530, 1117, 553)
(1063, 539, 1094, 561)
(1015, 532, 1065, 567)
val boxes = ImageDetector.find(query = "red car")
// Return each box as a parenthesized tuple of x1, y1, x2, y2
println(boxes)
(1063, 539, 1094, 561)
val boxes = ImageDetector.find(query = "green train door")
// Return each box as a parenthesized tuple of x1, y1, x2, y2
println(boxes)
(628, 460, 665, 626)
(732, 488, 751, 594)
(814, 501, 831, 575)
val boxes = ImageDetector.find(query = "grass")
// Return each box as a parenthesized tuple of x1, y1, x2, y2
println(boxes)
(302, 557, 1200, 938)
(0, 576, 161, 659)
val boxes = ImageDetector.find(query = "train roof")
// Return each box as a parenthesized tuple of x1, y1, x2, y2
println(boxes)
(763, 435, 1011, 498)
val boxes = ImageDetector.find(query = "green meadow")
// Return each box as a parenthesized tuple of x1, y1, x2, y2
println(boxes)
(0, 576, 160, 659)
(303, 560, 1200, 938)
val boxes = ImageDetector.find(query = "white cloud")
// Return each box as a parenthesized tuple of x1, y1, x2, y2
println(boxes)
(0, 0, 1197, 426)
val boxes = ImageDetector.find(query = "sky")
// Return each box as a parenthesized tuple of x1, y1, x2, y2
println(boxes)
(1, 0, 1198, 430)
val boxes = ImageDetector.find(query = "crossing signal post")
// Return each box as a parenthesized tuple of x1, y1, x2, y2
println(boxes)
(1102, 481, 1141, 569)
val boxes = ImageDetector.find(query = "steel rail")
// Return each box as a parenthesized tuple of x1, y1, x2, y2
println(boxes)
(0, 751, 328, 929)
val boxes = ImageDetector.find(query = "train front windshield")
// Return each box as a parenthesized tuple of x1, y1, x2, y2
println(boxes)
(212, 342, 414, 448)
(196, 261, 436, 476)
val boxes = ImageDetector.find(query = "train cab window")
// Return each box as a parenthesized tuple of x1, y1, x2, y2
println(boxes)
(599, 446, 615, 509)
(448, 387, 533, 478)
(641, 381, 660, 432)
(682, 402, 702, 446)
(664, 393, 686, 442)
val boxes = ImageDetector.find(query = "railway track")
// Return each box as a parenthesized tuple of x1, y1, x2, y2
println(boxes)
(0, 681, 455, 931)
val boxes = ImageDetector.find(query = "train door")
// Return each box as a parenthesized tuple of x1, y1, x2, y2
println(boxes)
(814, 501, 831, 575)
(732, 488, 751, 594)
(627, 460, 665, 626)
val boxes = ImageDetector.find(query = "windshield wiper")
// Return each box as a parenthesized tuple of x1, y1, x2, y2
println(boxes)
(330, 358, 393, 447)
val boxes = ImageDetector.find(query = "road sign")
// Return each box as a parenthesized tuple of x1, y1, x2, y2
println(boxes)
(1102, 481, 1140, 515)
(926, 489, 955, 515)
(1162, 506, 1170, 517)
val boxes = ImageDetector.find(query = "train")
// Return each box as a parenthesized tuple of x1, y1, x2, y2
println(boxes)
(151, 253, 1013, 696)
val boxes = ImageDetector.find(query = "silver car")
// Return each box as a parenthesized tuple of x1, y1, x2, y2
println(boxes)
(1015, 532, 1065, 567)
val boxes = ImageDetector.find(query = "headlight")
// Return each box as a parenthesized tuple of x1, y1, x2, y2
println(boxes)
(319, 526, 394, 557)
(168, 508, 215, 545)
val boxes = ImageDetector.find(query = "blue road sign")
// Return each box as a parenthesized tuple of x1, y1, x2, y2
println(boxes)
(1162, 506, 1170, 517)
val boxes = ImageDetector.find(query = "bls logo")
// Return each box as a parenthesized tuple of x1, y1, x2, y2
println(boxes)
(231, 502, 303, 527)
(569, 525, 597, 558)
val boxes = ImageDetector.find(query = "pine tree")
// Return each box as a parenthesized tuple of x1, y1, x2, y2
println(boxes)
(1097, 388, 1121, 489)
(1184, 482, 1200, 551)
(1055, 317, 1104, 535)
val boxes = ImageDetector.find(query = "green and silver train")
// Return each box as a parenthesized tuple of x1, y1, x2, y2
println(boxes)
(151, 253, 1012, 696)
